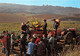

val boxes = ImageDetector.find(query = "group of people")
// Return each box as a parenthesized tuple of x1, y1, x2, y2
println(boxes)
(20, 19, 60, 56)
(0, 31, 17, 56)
(0, 19, 60, 56)
(20, 34, 55, 56)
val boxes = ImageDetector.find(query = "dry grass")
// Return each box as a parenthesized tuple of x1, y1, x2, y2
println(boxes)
(0, 21, 80, 36)
(65, 47, 80, 56)
(0, 44, 80, 56)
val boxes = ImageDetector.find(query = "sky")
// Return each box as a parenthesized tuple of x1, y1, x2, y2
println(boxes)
(0, 0, 80, 8)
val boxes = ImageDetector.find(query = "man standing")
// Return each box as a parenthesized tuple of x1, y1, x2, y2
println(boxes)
(27, 38, 35, 56)
(6, 31, 11, 39)
(20, 35, 27, 56)
(43, 19, 47, 37)
(21, 21, 30, 36)
(53, 19, 59, 37)
(20, 21, 30, 56)
(49, 34, 55, 56)
(11, 32, 16, 50)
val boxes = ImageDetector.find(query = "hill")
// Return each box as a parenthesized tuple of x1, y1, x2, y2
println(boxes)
(0, 3, 80, 23)
(0, 3, 80, 16)
(0, 13, 80, 23)
(0, 13, 26, 23)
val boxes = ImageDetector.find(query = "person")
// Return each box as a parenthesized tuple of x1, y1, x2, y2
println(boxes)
(37, 38, 46, 56)
(49, 34, 55, 56)
(60, 29, 67, 39)
(42, 34, 48, 56)
(11, 32, 16, 50)
(20, 34, 27, 56)
(43, 34, 48, 48)
(27, 38, 35, 56)
(47, 31, 52, 40)
(1, 31, 10, 56)
(21, 21, 30, 36)
(6, 31, 11, 48)
(53, 19, 59, 30)
(6, 31, 11, 39)
(47, 33, 52, 56)
(53, 19, 59, 37)
(43, 19, 47, 37)
(33, 34, 37, 41)
(3, 31, 7, 36)
(1, 31, 6, 53)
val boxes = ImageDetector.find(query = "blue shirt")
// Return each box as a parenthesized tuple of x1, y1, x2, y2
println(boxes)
(27, 42, 35, 54)
(53, 22, 59, 29)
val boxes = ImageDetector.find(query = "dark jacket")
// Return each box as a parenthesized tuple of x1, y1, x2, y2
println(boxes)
(37, 41, 46, 56)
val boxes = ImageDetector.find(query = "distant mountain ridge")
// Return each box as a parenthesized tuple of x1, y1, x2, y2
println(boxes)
(0, 3, 80, 23)
(0, 3, 80, 16)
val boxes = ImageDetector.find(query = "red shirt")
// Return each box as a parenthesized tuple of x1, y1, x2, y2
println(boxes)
(35, 38, 40, 44)
(2, 37, 7, 48)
